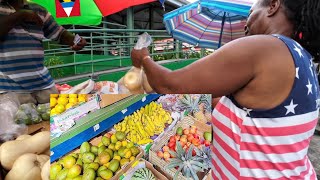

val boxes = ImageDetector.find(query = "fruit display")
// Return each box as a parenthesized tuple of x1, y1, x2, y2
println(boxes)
(157, 126, 212, 161)
(14, 103, 50, 125)
(50, 94, 214, 180)
(55, 84, 72, 93)
(164, 143, 213, 180)
(177, 94, 212, 123)
(157, 94, 183, 112)
(51, 132, 141, 180)
(0, 131, 50, 180)
(113, 102, 173, 145)
(50, 94, 88, 116)
(131, 168, 156, 180)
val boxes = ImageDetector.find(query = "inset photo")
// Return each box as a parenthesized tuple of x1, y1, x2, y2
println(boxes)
(50, 94, 213, 180)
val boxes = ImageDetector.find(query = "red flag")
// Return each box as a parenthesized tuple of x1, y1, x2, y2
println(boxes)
(55, 0, 81, 18)
(94, 0, 156, 16)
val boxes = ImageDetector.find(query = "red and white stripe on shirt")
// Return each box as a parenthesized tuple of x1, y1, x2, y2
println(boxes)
(211, 96, 318, 180)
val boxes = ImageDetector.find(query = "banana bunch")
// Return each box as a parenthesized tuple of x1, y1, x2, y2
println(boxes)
(114, 102, 173, 145)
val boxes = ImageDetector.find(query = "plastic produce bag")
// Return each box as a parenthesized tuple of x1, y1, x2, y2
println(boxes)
(0, 92, 27, 142)
(134, 32, 152, 50)
(117, 67, 144, 94)
(36, 103, 50, 121)
(15, 103, 42, 125)
(93, 81, 119, 94)
(61, 79, 95, 94)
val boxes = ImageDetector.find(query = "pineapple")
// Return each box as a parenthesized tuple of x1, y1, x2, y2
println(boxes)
(200, 94, 212, 122)
(177, 95, 206, 123)
(195, 146, 214, 170)
(165, 142, 207, 180)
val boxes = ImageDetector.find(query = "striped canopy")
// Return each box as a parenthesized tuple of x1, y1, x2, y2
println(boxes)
(164, 0, 253, 49)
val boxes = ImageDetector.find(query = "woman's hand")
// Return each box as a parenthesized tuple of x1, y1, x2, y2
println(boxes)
(131, 48, 150, 68)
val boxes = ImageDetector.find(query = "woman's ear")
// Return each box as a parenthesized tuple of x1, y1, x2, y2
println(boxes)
(267, 0, 281, 17)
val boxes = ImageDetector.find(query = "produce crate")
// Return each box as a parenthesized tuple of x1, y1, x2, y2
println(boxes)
(149, 116, 212, 180)
(122, 159, 169, 180)
(55, 134, 144, 180)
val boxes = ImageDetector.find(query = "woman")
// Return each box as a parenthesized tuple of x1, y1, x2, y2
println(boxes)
(131, 0, 320, 179)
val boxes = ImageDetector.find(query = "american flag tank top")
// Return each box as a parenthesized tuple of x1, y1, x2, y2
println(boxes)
(211, 34, 320, 180)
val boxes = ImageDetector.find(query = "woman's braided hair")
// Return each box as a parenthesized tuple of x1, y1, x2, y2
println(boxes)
(264, 0, 320, 62)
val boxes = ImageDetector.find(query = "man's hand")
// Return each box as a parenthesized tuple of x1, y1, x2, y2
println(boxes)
(131, 48, 150, 68)
(18, 9, 43, 27)
(71, 37, 87, 51)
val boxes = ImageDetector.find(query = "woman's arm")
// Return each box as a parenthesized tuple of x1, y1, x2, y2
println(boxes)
(132, 36, 271, 96)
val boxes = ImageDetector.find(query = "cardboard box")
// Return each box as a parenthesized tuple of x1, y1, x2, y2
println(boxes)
(27, 121, 49, 135)
(55, 134, 144, 180)
(122, 159, 168, 180)
(99, 94, 131, 108)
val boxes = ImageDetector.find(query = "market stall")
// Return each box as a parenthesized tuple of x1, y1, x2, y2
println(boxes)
(48, 94, 213, 180)
(0, 93, 51, 180)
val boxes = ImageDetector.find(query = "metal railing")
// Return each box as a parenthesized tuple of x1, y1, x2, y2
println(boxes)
(44, 28, 207, 83)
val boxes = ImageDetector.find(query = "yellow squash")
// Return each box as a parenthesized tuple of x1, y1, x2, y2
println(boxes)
(0, 131, 50, 170)
(5, 153, 49, 180)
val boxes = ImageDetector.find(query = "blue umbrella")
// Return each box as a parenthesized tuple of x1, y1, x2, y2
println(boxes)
(164, 0, 253, 49)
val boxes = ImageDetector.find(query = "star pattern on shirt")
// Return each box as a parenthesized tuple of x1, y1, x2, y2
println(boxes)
(306, 79, 313, 95)
(284, 100, 298, 115)
(293, 45, 303, 58)
(243, 108, 252, 116)
(296, 67, 300, 79)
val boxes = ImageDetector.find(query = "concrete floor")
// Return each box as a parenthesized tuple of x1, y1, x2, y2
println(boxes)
(309, 129, 320, 179)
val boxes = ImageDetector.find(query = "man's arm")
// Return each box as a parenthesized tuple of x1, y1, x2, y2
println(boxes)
(42, 10, 86, 50)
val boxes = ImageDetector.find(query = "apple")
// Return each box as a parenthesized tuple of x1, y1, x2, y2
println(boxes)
(187, 134, 194, 142)
(157, 151, 164, 158)
(163, 146, 170, 152)
(176, 127, 183, 136)
(183, 129, 190, 135)
(181, 135, 187, 139)
(190, 126, 197, 134)
(192, 138, 200, 146)
(193, 134, 200, 139)
(174, 135, 180, 141)
(204, 140, 211, 147)
(203, 132, 212, 142)
(168, 142, 176, 149)
(169, 136, 176, 143)
(163, 152, 170, 160)
(180, 137, 187, 144)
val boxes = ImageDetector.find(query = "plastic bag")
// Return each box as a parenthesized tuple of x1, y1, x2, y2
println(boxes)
(117, 67, 144, 94)
(93, 81, 119, 94)
(61, 79, 95, 94)
(0, 92, 28, 143)
(134, 32, 152, 50)
(15, 103, 42, 125)
(36, 103, 50, 121)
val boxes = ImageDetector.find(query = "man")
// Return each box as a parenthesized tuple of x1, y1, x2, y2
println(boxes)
(0, 0, 86, 104)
